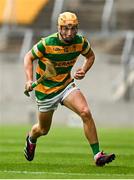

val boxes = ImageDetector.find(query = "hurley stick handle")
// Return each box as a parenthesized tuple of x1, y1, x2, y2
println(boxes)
(24, 77, 45, 97)
(24, 60, 57, 97)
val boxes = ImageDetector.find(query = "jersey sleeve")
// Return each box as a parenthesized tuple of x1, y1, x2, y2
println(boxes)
(81, 37, 91, 58)
(31, 39, 46, 59)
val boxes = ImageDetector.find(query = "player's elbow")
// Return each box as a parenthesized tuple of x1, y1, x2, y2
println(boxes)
(24, 51, 34, 64)
(90, 50, 95, 63)
(86, 49, 95, 64)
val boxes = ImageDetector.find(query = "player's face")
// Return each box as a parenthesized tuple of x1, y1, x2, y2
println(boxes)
(59, 24, 78, 43)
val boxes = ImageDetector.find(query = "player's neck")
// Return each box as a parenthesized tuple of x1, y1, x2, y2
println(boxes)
(58, 33, 69, 44)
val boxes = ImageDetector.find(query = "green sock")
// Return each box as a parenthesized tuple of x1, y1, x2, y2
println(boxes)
(90, 143, 100, 155)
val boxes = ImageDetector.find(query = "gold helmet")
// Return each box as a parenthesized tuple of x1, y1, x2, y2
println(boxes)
(58, 12, 78, 26)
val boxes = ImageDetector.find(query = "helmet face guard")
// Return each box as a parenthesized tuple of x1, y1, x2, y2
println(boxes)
(58, 12, 79, 43)
(59, 24, 78, 43)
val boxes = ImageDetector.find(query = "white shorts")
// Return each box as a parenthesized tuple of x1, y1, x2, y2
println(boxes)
(36, 82, 79, 112)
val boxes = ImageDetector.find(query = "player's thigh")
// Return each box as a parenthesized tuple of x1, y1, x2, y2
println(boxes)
(63, 89, 90, 115)
(38, 110, 54, 129)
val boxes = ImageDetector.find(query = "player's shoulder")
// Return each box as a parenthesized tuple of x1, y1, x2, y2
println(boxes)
(75, 34, 83, 40)
(41, 33, 58, 45)
(74, 34, 89, 44)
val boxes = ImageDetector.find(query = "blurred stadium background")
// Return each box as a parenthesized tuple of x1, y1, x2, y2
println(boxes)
(0, 0, 134, 127)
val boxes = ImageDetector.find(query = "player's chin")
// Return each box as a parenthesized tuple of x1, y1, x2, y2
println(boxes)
(64, 36, 74, 43)
(74, 76, 84, 80)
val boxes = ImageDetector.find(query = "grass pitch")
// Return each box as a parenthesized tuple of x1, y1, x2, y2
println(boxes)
(0, 125, 134, 179)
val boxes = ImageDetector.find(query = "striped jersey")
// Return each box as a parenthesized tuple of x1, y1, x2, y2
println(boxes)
(31, 32, 91, 100)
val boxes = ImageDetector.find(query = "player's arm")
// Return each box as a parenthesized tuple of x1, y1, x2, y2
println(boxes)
(24, 50, 35, 82)
(24, 39, 45, 91)
(24, 50, 35, 91)
(81, 48, 95, 73)
(74, 37, 95, 80)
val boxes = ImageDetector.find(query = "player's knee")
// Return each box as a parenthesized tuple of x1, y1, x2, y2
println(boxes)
(40, 128, 49, 136)
(80, 107, 92, 122)
(80, 107, 90, 117)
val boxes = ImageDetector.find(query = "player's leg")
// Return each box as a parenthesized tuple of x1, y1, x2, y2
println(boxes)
(30, 110, 54, 139)
(63, 89, 115, 166)
(24, 110, 54, 161)
(63, 89, 98, 145)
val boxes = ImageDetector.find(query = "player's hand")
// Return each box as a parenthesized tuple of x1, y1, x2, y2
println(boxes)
(25, 80, 33, 91)
(74, 68, 85, 80)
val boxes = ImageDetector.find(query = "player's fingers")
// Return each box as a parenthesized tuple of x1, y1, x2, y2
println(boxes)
(25, 81, 33, 91)
(74, 73, 85, 80)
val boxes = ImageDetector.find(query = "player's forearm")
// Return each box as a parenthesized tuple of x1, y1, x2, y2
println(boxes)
(82, 50, 95, 73)
(24, 52, 34, 82)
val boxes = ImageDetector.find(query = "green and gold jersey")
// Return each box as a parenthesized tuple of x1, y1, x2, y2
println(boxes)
(31, 32, 91, 100)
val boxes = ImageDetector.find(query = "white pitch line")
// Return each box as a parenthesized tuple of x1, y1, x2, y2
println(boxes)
(0, 170, 134, 177)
